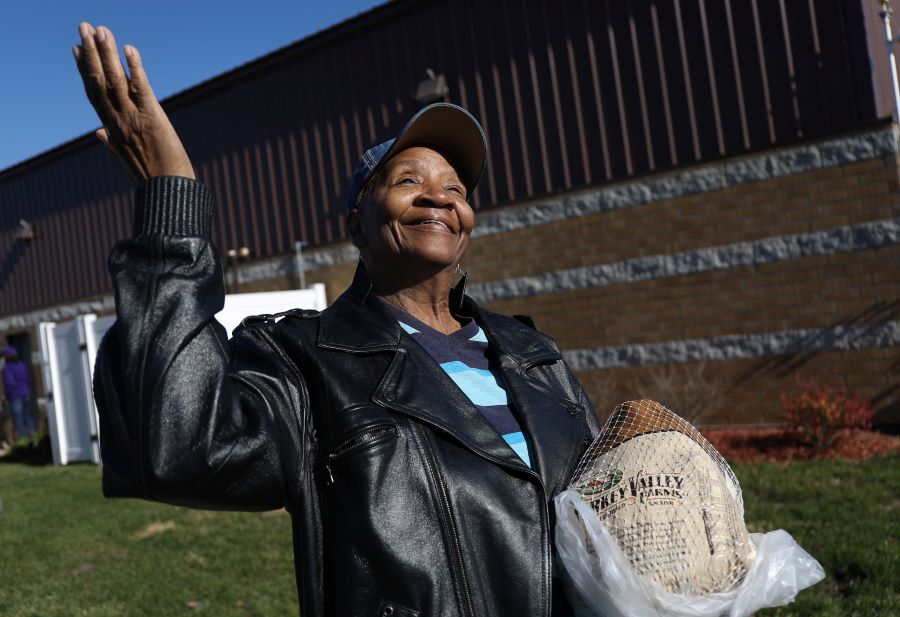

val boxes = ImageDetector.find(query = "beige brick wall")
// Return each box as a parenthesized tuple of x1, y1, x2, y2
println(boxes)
(483, 246, 900, 350)
(77, 148, 900, 429)
(464, 154, 899, 426)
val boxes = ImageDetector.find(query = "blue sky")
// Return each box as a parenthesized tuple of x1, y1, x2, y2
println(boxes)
(0, 0, 384, 172)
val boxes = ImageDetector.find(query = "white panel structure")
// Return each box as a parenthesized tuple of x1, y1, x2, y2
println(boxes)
(38, 320, 98, 465)
(217, 283, 327, 336)
(38, 323, 63, 465)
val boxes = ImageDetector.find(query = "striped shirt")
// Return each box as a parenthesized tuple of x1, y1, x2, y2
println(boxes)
(380, 303, 531, 467)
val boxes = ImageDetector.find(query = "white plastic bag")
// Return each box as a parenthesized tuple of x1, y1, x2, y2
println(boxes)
(554, 489, 826, 617)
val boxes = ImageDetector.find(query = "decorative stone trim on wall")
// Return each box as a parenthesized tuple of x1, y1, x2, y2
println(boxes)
(233, 243, 359, 285)
(0, 295, 115, 333)
(468, 218, 900, 303)
(563, 320, 900, 371)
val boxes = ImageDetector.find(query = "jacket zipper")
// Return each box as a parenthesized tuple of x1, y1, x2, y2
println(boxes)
(325, 425, 395, 485)
(499, 366, 553, 616)
(419, 430, 477, 617)
(536, 487, 551, 617)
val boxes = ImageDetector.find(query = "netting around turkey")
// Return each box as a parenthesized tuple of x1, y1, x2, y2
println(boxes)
(568, 399, 756, 595)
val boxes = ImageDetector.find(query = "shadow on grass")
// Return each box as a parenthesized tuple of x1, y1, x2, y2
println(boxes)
(0, 434, 52, 465)
(831, 560, 870, 598)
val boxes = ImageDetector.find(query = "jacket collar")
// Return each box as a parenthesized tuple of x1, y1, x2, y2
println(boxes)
(319, 263, 578, 490)
(467, 299, 561, 369)
(346, 260, 375, 305)
(317, 264, 401, 353)
(322, 263, 560, 367)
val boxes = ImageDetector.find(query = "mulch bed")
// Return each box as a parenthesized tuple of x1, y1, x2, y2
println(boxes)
(700, 428, 900, 463)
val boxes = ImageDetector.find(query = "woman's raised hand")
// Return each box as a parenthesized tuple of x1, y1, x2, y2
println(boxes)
(73, 23, 195, 182)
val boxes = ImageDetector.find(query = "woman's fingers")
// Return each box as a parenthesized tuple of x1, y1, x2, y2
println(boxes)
(95, 127, 111, 149)
(74, 24, 114, 126)
(72, 45, 99, 109)
(95, 25, 131, 110)
(77, 23, 106, 97)
(123, 44, 157, 109)
(73, 21, 196, 181)
(74, 24, 153, 112)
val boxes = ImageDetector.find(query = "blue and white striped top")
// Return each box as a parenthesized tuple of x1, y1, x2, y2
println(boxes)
(381, 303, 531, 467)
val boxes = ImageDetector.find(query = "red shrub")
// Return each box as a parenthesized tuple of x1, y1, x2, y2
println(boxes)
(780, 377, 874, 451)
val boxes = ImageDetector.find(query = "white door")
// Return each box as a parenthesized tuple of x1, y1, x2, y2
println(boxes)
(38, 322, 64, 465)
(38, 318, 100, 465)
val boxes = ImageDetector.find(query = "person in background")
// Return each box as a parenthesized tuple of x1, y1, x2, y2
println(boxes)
(2, 346, 36, 441)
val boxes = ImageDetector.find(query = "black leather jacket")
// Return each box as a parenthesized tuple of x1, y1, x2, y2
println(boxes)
(94, 176, 602, 617)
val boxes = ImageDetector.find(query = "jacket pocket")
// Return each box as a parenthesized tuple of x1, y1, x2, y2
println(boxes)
(375, 600, 420, 617)
(324, 422, 398, 485)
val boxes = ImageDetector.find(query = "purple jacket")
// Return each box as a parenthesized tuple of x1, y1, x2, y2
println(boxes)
(2, 360, 31, 399)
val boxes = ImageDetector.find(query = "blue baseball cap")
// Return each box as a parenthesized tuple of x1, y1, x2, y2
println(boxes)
(345, 102, 487, 213)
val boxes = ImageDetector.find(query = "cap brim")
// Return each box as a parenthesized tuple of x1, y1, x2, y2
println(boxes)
(382, 103, 487, 197)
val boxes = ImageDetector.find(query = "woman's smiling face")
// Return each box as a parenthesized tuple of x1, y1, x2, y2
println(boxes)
(350, 145, 475, 280)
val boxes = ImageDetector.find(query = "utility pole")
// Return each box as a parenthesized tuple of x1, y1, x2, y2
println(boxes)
(879, 0, 900, 121)
(295, 241, 307, 289)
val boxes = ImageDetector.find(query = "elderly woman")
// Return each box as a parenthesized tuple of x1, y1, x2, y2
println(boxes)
(75, 22, 600, 617)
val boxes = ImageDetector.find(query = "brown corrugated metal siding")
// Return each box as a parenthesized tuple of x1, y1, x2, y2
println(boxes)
(0, 0, 881, 316)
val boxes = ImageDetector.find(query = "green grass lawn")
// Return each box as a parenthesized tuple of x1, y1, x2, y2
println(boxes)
(736, 455, 900, 616)
(0, 463, 297, 616)
(1, 455, 897, 616)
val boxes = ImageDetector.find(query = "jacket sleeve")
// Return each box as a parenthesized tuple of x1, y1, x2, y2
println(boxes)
(93, 176, 308, 511)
